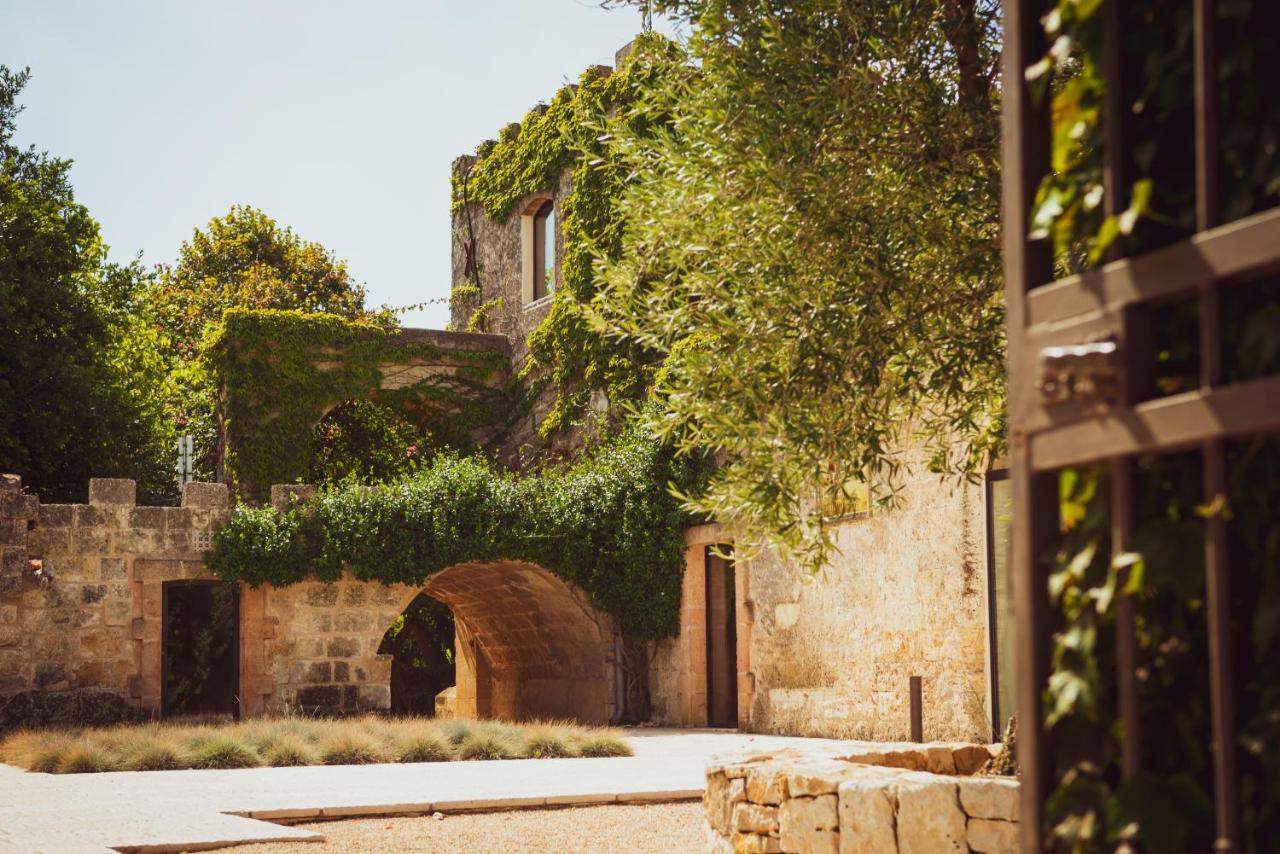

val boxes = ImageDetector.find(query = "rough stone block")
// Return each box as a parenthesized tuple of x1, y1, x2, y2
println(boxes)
(89, 479, 136, 506)
(334, 611, 374, 632)
(182, 481, 231, 509)
(357, 683, 391, 709)
(37, 504, 74, 527)
(0, 626, 19, 647)
(333, 661, 350, 682)
(731, 832, 783, 853)
(779, 794, 838, 852)
(271, 484, 317, 511)
(953, 744, 997, 775)
(99, 557, 128, 581)
(733, 802, 779, 835)
(129, 507, 165, 529)
(838, 778, 897, 854)
(33, 662, 68, 689)
(305, 584, 339, 607)
(925, 746, 957, 774)
(295, 685, 343, 710)
(81, 584, 107, 604)
(957, 777, 1020, 822)
(966, 818, 1019, 853)
(706, 772, 734, 834)
(326, 637, 361, 658)
(0, 474, 20, 493)
(895, 778, 966, 853)
(746, 768, 788, 805)
(0, 604, 16, 624)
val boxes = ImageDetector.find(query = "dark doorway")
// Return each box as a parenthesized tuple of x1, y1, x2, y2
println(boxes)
(705, 545, 738, 728)
(378, 592, 456, 715)
(162, 581, 239, 718)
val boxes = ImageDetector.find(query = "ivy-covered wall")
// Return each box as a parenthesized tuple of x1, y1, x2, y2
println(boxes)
(209, 309, 513, 502)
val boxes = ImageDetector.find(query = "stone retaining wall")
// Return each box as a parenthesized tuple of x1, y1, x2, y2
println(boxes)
(704, 743, 1019, 853)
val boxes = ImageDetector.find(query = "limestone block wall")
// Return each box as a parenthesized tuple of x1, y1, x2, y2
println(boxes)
(0, 475, 232, 702)
(744, 467, 990, 742)
(703, 744, 1019, 853)
(649, 467, 992, 743)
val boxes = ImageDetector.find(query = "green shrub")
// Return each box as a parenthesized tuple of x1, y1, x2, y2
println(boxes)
(441, 720, 473, 747)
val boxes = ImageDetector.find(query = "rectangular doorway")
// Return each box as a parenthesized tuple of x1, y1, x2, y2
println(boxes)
(705, 545, 738, 728)
(162, 581, 240, 718)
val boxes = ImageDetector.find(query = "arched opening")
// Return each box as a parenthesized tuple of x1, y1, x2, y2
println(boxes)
(423, 561, 616, 724)
(376, 592, 456, 715)
(306, 399, 433, 485)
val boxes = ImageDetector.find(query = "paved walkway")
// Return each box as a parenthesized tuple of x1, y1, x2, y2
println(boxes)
(0, 729, 857, 853)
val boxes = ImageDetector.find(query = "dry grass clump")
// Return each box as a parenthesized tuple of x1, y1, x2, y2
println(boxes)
(0, 714, 631, 773)
(319, 730, 389, 765)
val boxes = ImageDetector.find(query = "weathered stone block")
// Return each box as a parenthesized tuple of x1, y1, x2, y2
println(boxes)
(953, 744, 997, 775)
(326, 637, 361, 658)
(333, 661, 350, 682)
(292, 661, 332, 683)
(34, 662, 68, 689)
(270, 484, 317, 511)
(731, 832, 783, 853)
(305, 585, 339, 607)
(733, 802, 780, 834)
(37, 504, 74, 527)
(89, 479, 136, 506)
(746, 768, 788, 805)
(838, 778, 897, 854)
(128, 507, 165, 529)
(341, 585, 368, 606)
(966, 818, 1019, 853)
(0, 604, 16, 624)
(925, 746, 957, 775)
(895, 778, 966, 853)
(357, 683, 391, 709)
(98, 557, 128, 581)
(295, 685, 343, 710)
(81, 584, 107, 604)
(164, 508, 192, 530)
(0, 626, 19, 647)
(957, 777, 1020, 822)
(0, 474, 20, 493)
(779, 794, 838, 852)
(182, 482, 230, 510)
(310, 612, 332, 633)
(334, 611, 374, 632)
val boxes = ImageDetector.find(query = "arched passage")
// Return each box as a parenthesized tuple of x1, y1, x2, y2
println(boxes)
(424, 561, 617, 724)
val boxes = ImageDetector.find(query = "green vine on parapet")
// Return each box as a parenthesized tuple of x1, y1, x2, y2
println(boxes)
(209, 423, 705, 640)
(450, 34, 685, 438)
(207, 309, 510, 503)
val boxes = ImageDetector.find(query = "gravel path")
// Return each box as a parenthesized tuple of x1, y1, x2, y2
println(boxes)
(231, 802, 706, 853)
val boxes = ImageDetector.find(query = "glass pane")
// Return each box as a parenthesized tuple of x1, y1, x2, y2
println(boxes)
(543, 205, 555, 296)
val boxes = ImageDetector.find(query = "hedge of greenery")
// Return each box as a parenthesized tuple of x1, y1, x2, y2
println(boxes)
(209, 425, 703, 639)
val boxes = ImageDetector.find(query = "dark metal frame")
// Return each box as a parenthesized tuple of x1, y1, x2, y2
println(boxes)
(160, 580, 241, 720)
(983, 468, 1010, 742)
(1003, 1, 1272, 849)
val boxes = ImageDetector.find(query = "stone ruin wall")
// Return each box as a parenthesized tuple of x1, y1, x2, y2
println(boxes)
(0, 473, 420, 717)
(648, 466, 994, 744)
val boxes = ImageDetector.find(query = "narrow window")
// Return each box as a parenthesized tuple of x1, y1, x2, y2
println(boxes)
(532, 200, 555, 300)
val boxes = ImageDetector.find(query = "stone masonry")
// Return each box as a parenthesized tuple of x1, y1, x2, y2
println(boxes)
(703, 743, 1019, 853)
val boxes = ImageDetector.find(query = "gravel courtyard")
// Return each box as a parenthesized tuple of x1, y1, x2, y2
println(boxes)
(232, 802, 705, 853)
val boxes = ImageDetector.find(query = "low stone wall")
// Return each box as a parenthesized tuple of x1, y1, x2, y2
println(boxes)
(704, 743, 1018, 853)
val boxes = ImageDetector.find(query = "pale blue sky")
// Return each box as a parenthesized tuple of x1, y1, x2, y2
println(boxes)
(1, 1, 679, 328)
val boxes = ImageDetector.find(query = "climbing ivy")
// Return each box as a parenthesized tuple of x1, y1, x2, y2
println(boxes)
(207, 309, 510, 502)
(450, 34, 686, 436)
(209, 424, 705, 640)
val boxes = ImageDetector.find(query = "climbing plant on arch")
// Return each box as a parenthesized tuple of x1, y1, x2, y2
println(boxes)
(207, 309, 514, 502)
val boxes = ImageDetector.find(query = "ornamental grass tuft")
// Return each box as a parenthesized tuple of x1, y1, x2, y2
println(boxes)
(0, 716, 630, 773)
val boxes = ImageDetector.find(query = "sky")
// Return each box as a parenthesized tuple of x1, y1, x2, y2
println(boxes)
(1, 1, 681, 329)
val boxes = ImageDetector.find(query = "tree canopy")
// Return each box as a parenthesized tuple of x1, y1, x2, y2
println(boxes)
(0, 67, 171, 500)
(590, 0, 1005, 567)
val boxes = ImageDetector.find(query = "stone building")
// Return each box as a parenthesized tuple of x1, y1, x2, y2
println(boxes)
(0, 45, 1013, 745)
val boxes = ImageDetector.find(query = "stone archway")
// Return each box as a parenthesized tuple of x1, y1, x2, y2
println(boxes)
(424, 561, 617, 724)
